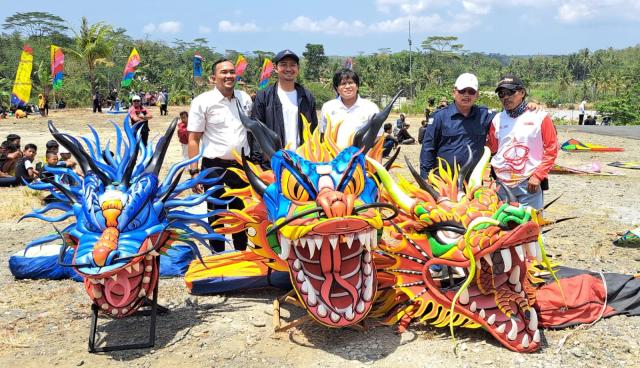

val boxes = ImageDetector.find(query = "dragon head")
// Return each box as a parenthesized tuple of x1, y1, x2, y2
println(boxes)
(24, 118, 223, 318)
(370, 148, 548, 352)
(216, 92, 402, 326)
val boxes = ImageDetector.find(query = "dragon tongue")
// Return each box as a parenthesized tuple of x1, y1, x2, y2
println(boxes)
(318, 235, 359, 312)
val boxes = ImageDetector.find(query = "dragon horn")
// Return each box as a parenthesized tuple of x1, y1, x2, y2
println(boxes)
(236, 99, 282, 161)
(497, 181, 518, 204)
(467, 146, 490, 189)
(48, 120, 110, 185)
(383, 147, 401, 170)
(366, 156, 415, 213)
(145, 117, 178, 176)
(353, 89, 402, 153)
(242, 148, 267, 197)
(404, 155, 441, 201)
(457, 145, 474, 191)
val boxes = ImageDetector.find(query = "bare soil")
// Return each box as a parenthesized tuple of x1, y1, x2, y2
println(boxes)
(0, 108, 638, 368)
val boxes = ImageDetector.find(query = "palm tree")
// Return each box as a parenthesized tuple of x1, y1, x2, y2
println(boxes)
(69, 17, 115, 97)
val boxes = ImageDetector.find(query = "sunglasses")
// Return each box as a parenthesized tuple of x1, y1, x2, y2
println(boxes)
(497, 89, 518, 98)
(456, 88, 477, 95)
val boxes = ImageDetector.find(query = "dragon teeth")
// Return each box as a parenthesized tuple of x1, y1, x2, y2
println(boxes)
(514, 245, 525, 262)
(278, 234, 291, 260)
(521, 334, 530, 348)
(145, 265, 152, 272)
(101, 303, 108, 310)
(482, 254, 493, 267)
(308, 238, 316, 259)
(298, 237, 307, 248)
(293, 259, 302, 271)
(307, 289, 317, 307)
(329, 235, 338, 250)
(111, 274, 118, 281)
(296, 270, 305, 283)
(92, 289, 102, 298)
(528, 308, 538, 331)
(509, 265, 521, 285)
(313, 236, 323, 250)
(526, 242, 537, 259)
(357, 233, 368, 249)
(330, 312, 340, 323)
(139, 289, 146, 297)
(125, 266, 132, 274)
(479, 309, 486, 319)
(364, 251, 372, 263)
(459, 288, 469, 305)
(112, 308, 118, 315)
(487, 314, 496, 325)
(363, 263, 372, 276)
(369, 230, 377, 249)
(90, 278, 99, 284)
(501, 249, 512, 273)
(317, 304, 328, 317)
(496, 323, 506, 334)
(345, 233, 355, 249)
(533, 330, 540, 343)
(142, 276, 150, 284)
(535, 243, 543, 262)
(507, 318, 518, 341)
(344, 305, 355, 321)
(132, 263, 141, 272)
(470, 301, 477, 312)
(356, 300, 365, 313)
(515, 282, 522, 293)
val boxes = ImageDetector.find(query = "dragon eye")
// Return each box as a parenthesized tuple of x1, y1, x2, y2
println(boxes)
(281, 169, 310, 202)
(343, 165, 364, 196)
(435, 230, 462, 244)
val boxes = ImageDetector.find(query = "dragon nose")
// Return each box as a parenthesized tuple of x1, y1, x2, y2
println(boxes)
(317, 189, 355, 218)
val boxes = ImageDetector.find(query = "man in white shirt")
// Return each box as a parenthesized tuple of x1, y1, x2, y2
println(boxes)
(320, 69, 380, 149)
(251, 50, 317, 158)
(187, 58, 253, 252)
(578, 99, 586, 125)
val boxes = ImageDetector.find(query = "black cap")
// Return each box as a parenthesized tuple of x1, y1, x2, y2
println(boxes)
(274, 49, 299, 64)
(495, 73, 525, 91)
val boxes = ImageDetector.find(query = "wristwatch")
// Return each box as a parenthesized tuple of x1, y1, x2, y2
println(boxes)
(188, 168, 200, 176)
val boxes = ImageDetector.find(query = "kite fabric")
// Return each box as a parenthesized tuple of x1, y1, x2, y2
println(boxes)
(608, 161, 640, 170)
(258, 58, 274, 90)
(50, 45, 64, 90)
(561, 138, 624, 152)
(613, 227, 640, 246)
(193, 52, 203, 79)
(10, 44, 33, 107)
(185, 250, 291, 295)
(121, 48, 140, 87)
(235, 54, 248, 79)
(550, 162, 621, 176)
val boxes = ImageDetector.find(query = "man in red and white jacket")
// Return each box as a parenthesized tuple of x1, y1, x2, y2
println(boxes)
(487, 74, 558, 210)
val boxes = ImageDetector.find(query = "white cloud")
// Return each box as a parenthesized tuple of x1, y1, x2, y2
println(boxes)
(143, 23, 156, 33)
(282, 16, 367, 35)
(376, 0, 445, 13)
(218, 20, 260, 32)
(142, 21, 181, 34)
(557, 2, 593, 22)
(462, 0, 492, 15)
(198, 25, 212, 34)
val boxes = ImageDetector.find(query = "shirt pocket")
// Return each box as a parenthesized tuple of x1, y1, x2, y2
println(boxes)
(206, 106, 228, 127)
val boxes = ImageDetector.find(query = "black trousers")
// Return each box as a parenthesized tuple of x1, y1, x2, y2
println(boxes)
(201, 157, 248, 252)
(93, 100, 102, 113)
(578, 114, 584, 125)
(160, 104, 168, 115)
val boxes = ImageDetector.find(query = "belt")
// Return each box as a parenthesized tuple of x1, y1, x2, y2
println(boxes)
(203, 157, 240, 166)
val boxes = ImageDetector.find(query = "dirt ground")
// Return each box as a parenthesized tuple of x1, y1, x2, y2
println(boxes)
(0, 107, 638, 368)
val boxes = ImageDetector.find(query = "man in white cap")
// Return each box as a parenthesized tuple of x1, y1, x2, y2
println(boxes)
(128, 95, 153, 143)
(420, 72, 492, 177)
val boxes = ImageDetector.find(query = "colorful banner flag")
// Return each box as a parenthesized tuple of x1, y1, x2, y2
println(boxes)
(235, 55, 248, 80)
(50, 45, 64, 90)
(258, 58, 274, 90)
(193, 52, 203, 79)
(11, 44, 33, 107)
(121, 48, 140, 87)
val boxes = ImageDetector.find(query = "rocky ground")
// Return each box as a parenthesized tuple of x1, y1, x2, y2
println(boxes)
(0, 108, 638, 367)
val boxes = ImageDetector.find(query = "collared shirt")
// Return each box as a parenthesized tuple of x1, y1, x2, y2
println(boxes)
(420, 103, 493, 177)
(188, 87, 253, 160)
(319, 96, 380, 149)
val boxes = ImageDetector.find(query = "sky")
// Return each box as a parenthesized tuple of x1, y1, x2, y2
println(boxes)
(3, 0, 640, 56)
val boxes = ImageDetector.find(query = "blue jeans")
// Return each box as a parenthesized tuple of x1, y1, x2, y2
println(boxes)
(497, 178, 544, 210)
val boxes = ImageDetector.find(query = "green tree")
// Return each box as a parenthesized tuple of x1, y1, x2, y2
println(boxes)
(69, 17, 116, 96)
(302, 43, 328, 82)
(2, 12, 70, 38)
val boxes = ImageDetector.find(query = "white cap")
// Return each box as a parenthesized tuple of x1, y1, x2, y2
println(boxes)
(132, 95, 141, 101)
(59, 146, 70, 154)
(454, 73, 478, 91)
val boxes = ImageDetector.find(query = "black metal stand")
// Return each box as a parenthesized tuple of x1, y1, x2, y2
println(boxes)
(88, 261, 168, 353)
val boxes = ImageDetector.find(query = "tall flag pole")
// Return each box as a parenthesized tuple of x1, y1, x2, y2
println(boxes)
(258, 58, 274, 90)
(235, 54, 248, 81)
(51, 45, 64, 91)
(11, 44, 33, 107)
(193, 52, 203, 82)
(121, 48, 140, 87)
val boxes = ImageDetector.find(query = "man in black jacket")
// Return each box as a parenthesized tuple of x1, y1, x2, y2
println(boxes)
(251, 49, 318, 161)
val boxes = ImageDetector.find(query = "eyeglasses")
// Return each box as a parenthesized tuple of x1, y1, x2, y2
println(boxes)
(339, 81, 357, 87)
(497, 89, 517, 98)
(456, 88, 477, 95)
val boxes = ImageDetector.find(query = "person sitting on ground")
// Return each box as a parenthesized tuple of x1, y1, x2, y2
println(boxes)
(1, 142, 22, 175)
(14, 107, 27, 119)
(394, 113, 406, 136)
(37, 150, 58, 180)
(382, 122, 399, 158)
(418, 119, 428, 144)
(128, 95, 153, 144)
(584, 115, 596, 125)
(176, 111, 189, 160)
(14, 143, 38, 185)
(396, 122, 416, 145)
